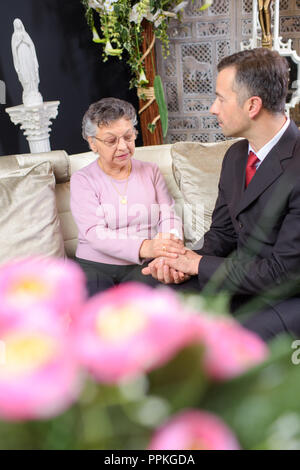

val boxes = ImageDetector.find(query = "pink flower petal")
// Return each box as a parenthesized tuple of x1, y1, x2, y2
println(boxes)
(0, 257, 86, 326)
(149, 409, 240, 450)
(0, 307, 81, 421)
(194, 316, 268, 380)
(73, 283, 197, 384)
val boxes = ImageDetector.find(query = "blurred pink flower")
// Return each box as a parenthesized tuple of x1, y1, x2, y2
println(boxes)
(73, 283, 196, 384)
(0, 309, 81, 421)
(197, 316, 268, 380)
(0, 257, 86, 326)
(148, 409, 240, 450)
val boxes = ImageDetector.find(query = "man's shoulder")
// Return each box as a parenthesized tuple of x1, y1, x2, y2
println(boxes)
(275, 120, 300, 162)
(288, 119, 300, 135)
(223, 138, 248, 164)
(227, 138, 248, 152)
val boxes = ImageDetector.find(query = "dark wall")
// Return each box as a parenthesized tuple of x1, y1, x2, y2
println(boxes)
(0, 0, 141, 156)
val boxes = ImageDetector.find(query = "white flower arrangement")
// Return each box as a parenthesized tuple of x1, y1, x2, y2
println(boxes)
(81, 0, 213, 136)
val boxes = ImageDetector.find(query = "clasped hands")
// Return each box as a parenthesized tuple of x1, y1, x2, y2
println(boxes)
(139, 233, 202, 285)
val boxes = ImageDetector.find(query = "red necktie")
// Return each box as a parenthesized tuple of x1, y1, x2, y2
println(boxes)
(245, 151, 259, 188)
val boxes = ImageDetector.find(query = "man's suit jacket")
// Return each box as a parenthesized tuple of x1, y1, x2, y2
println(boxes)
(196, 120, 300, 300)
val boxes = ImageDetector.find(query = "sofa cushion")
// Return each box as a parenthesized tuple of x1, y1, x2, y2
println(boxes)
(55, 181, 78, 258)
(15, 150, 70, 183)
(134, 144, 183, 205)
(0, 155, 20, 174)
(0, 160, 65, 263)
(69, 151, 97, 174)
(171, 140, 240, 247)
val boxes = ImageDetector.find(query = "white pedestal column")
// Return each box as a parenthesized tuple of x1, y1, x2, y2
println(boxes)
(5, 101, 60, 153)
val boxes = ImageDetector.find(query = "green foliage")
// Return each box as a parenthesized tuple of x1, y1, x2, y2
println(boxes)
(81, 0, 94, 30)
(80, 0, 201, 134)
(199, 0, 213, 10)
(81, 1, 214, 88)
(148, 343, 208, 412)
(201, 335, 300, 450)
(154, 75, 168, 137)
(147, 123, 156, 133)
(0, 333, 299, 449)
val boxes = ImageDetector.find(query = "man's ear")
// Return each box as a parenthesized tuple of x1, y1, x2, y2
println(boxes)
(247, 96, 263, 118)
(87, 136, 97, 153)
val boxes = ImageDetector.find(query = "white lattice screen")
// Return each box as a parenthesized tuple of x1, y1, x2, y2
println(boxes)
(155, 0, 300, 143)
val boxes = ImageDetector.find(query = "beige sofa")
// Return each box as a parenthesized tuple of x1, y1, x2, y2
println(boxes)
(0, 140, 237, 264)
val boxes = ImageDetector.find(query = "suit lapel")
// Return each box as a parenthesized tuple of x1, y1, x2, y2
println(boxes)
(234, 121, 299, 219)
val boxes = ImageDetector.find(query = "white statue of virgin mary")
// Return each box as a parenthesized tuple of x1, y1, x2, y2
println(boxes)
(11, 18, 43, 106)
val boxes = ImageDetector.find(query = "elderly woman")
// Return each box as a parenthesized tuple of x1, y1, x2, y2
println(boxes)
(70, 97, 185, 295)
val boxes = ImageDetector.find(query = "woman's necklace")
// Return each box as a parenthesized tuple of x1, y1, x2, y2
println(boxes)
(99, 159, 132, 205)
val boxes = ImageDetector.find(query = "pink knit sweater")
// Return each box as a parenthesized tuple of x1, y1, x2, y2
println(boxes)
(70, 158, 183, 265)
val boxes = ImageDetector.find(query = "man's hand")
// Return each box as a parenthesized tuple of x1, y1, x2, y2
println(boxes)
(142, 257, 191, 284)
(163, 250, 202, 276)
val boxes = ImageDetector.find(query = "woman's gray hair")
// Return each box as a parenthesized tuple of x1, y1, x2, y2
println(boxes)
(82, 97, 137, 141)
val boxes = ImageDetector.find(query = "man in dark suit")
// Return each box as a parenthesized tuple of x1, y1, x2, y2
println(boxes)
(142, 48, 300, 341)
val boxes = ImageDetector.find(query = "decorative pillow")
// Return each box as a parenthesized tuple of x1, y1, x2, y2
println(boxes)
(0, 161, 65, 264)
(171, 140, 240, 247)
(0, 155, 19, 175)
(15, 150, 70, 183)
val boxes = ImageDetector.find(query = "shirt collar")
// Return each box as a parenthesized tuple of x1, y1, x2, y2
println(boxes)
(248, 117, 290, 163)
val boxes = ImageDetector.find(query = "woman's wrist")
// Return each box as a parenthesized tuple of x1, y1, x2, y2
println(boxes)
(139, 239, 151, 259)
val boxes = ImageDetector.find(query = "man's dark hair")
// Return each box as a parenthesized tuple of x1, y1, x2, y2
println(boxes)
(217, 48, 290, 113)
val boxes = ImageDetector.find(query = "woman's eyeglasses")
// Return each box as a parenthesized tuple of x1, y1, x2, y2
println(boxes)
(93, 130, 138, 148)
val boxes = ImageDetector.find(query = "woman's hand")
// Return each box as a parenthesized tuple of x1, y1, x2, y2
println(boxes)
(142, 257, 191, 284)
(139, 233, 186, 260)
